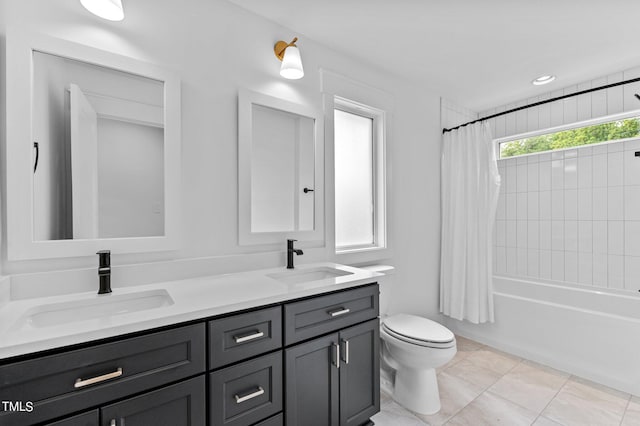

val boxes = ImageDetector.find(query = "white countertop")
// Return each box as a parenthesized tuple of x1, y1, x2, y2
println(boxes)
(0, 263, 381, 360)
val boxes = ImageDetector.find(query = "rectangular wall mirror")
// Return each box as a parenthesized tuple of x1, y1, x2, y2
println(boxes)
(238, 89, 324, 246)
(6, 33, 181, 260)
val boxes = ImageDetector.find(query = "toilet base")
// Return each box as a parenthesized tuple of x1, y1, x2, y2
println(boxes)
(393, 367, 441, 415)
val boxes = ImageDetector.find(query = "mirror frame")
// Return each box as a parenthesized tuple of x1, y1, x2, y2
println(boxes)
(5, 32, 182, 260)
(238, 88, 324, 246)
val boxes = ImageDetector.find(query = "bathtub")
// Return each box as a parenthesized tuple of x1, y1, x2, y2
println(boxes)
(443, 275, 640, 396)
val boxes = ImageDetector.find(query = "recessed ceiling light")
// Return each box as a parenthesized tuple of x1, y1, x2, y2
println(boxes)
(532, 75, 556, 86)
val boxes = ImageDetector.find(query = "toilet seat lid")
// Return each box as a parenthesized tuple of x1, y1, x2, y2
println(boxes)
(382, 314, 454, 344)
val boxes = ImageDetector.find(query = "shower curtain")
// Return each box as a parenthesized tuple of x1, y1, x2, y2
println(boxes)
(440, 121, 501, 324)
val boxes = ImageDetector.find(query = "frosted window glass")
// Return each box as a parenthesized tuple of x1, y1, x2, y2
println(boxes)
(335, 109, 374, 247)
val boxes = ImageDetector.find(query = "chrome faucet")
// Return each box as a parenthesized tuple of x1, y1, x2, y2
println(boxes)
(97, 250, 112, 294)
(287, 239, 303, 269)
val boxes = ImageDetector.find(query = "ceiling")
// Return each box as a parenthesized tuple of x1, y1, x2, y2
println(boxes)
(228, 0, 640, 112)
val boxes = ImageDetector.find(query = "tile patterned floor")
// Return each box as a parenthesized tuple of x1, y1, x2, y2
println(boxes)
(371, 336, 639, 426)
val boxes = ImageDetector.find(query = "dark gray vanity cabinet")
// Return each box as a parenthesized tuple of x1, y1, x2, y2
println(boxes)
(284, 285, 380, 426)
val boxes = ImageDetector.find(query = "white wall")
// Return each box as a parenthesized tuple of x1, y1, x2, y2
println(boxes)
(0, 0, 443, 318)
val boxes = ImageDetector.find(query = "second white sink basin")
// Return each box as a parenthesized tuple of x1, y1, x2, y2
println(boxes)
(267, 267, 353, 285)
(17, 289, 174, 329)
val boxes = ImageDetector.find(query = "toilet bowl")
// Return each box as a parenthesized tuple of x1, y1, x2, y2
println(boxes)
(361, 265, 457, 415)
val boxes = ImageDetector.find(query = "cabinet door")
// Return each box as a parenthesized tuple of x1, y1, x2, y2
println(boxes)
(46, 410, 99, 426)
(339, 319, 380, 426)
(285, 333, 339, 426)
(101, 376, 205, 426)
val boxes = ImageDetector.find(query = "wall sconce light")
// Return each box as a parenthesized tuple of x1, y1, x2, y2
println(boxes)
(80, 0, 125, 21)
(274, 37, 304, 80)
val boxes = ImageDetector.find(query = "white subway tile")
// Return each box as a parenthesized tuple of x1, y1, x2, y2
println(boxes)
(517, 156, 528, 166)
(564, 158, 578, 189)
(551, 220, 564, 251)
(517, 220, 528, 248)
(625, 221, 640, 256)
(624, 256, 640, 292)
(565, 220, 578, 252)
(624, 151, 640, 185)
(608, 221, 624, 255)
(578, 221, 593, 253)
(551, 159, 564, 189)
(539, 161, 552, 190)
(517, 193, 528, 220)
(592, 187, 608, 220)
(527, 192, 539, 220)
(496, 220, 506, 246)
(517, 248, 528, 276)
(577, 155, 593, 189)
(607, 72, 624, 115)
(539, 250, 552, 279)
(565, 252, 579, 283)
(578, 252, 593, 285)
(539, 220, 552, 250)
(551, 150, 564, 160)
(528, 221, 539, 250)
(506, 247, 517, 274)
(527, 163, 539, 191)
(624, 138, 640, 151)
(506, 193, 517, 220)
(496, 191, 506, 220)
(539, 191, 551, 220)
(551, 190, 564, 220)
(592, 153, 608, 187)
(496, 247, 507, 274)
(608, 255, 624, 289)
(551, 251, 565, 281)
(591, 77, 607, 118)
(506, 165, 517, 193)
(578, 146, 593, 157)
(565, 149, 578, 158)
(528, 153, 540, 164)
(593, 221, 608, 254)
(538, 152, 552, 162)
(592, 143, 609, 155)
(608, 142, 624, 153)
(625, 186, 640, 221)
(577, 188, 592, 221)
(506, 158, 518, 167)
(506, 220, 517, 248)
(517, 163, 528, 192)
(592, 253, 608, 287)
(564, 189, 578, 220)
(607, 187, 624, 221)
(608, 152, 624, 186)
(527, 249, 540, 278)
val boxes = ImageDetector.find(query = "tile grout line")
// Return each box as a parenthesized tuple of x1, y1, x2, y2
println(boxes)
(529, 372, 572, 425)
(619, 394, 632, 426)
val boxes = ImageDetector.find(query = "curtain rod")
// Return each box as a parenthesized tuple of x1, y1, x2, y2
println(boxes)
(442, 76, 640, 134)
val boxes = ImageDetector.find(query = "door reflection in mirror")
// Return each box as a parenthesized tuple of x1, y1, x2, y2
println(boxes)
(32, 51, 164, 241)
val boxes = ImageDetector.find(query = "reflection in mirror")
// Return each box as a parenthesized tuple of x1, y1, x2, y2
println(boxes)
(32, 51, 164, 241)
(250, 104, 315, 233)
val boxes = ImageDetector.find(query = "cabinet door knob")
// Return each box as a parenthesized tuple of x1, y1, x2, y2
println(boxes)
(235, 386, 265, 403)
(74, 368, 123, 389)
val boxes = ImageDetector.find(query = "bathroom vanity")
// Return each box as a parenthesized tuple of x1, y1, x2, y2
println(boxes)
(0, 265, 380, 426)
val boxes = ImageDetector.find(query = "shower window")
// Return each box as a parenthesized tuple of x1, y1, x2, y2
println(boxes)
(499, 114, 640, 158)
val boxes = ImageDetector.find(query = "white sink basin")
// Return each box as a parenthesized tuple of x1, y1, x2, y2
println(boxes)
(16, 289, 174, 329)
(267, 267, 353, 285)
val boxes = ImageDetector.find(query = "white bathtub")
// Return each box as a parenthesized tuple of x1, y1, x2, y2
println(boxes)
(443, 276, 640, 396)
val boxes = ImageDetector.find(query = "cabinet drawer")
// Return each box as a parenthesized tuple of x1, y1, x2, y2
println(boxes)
(283, 284, 379, 345)
(209, 306, 282, 369)
(209, 351, 283, 426)
(46, 410, 98, 426)
(0, 323, 206, 426)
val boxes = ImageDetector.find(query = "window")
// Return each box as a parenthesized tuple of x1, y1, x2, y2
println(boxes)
(499, 115, 640, 158)
(334, 98, 386, 252)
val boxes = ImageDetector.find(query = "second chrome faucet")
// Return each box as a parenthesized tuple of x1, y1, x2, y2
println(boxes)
(286, 239, 303, 269)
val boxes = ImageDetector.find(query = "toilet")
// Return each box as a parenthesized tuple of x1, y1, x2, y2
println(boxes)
(362, 265, 457, 415)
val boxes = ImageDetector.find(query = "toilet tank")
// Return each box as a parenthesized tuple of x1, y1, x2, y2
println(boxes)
(360, 265, 395, 317)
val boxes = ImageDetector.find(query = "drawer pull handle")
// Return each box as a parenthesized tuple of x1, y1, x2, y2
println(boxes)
(234, 331, 265, 344)
(74, 368, 123, 389)
(328, 307, 350, 317)
(235, 386, 265, 403)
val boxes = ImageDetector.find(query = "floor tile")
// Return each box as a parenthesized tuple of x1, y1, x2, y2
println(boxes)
(464, 346, 521, 375)
(541, 377, 629, 426)
(437, 348, 469, 373)
(622, 396, 640, 426)
(489, 360, 569, 413)
(446, 391, 538, 426)
(444, 358, 504, 389)
(455, 335, 484, 352)
(371, 399, 429, 426)
(532, 415, 564, 425)
(414, 370, 484, 426)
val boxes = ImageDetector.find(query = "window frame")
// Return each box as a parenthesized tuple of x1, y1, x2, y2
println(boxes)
(333, 96, 387, 253)
(494, 109, 640, 159)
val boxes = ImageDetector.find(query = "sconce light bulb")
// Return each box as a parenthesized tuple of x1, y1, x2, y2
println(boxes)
(280, 45, 304, 80)
(80, 0, 125, 21)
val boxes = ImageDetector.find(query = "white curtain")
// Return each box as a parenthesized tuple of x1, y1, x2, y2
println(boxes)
(440, 122, 501, 324)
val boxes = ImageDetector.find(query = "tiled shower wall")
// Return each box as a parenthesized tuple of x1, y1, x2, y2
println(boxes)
(494, 138, 640, 292)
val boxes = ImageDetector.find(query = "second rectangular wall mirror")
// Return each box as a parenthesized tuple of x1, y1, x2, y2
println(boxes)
(238, 89, 324, 246)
